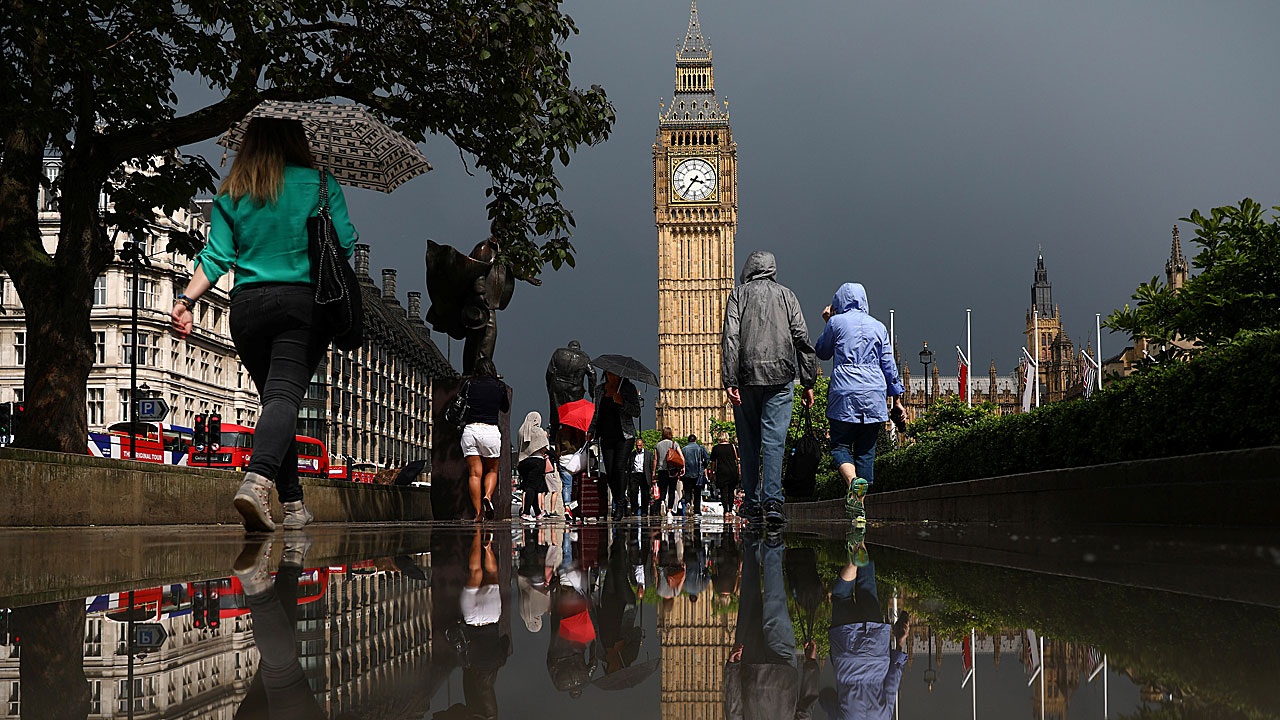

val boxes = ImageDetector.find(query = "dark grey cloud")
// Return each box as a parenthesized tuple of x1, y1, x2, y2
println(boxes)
(184, 0, 1280, 429)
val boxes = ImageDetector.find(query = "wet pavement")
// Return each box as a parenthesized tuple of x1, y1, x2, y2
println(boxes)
(0, 519, 1276, 719)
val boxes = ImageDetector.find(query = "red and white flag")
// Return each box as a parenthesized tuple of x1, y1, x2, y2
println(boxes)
(1020, 356, 1034, 412)
(957, 348, 968, 401)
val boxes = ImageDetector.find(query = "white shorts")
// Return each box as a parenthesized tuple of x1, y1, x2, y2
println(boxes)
(461, 584, 502, 625)
(461, 423, 502, 458)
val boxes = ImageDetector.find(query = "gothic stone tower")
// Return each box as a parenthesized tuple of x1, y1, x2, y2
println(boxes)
(654, 1, 738, 436)
(1025, 254, 1079, 402)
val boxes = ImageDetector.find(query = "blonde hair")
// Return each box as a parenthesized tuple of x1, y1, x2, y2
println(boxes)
(219, 117, 314, 206)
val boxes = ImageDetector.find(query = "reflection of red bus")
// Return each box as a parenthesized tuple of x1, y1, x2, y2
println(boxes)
(187, 423, 328, 477)
(328, 461, 378, 483)
(86, 569, 330, 622)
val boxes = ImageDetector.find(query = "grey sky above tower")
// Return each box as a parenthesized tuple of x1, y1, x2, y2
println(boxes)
(181, 0, 1280, 426)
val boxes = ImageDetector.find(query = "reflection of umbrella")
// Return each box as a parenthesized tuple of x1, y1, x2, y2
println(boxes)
(592, 355, 659, 386)
(218, 100, 431, 193)
(591, 656, 660, 691)
(558, 399, 595, 433)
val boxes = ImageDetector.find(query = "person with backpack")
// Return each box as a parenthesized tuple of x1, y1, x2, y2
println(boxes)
(654, 427, 684, 517)
(681, 434, 711, 516)
(721, 251, 817, 526)
(814, 283, 906, 523)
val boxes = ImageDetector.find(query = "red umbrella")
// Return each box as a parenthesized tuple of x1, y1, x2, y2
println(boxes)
(558, 399, 595, 433)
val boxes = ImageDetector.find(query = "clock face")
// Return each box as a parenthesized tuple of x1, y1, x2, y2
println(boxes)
(673, 158, 717, 201)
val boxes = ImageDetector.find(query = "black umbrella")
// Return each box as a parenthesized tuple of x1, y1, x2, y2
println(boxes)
(394, 458, 428, 486)
(591, 656, 660, 691)
(593, 354, 659, 386)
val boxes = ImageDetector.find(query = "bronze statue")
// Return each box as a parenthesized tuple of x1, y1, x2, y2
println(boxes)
(546, 340, 595, 436)
(424, 237, 539, 374)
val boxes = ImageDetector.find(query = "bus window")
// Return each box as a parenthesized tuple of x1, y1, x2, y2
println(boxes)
(162, 430, 193, 453)
(108, 421, 160, 441)
(221, 431, 253, 449)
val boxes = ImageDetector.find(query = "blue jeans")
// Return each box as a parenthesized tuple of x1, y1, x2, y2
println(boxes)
(560, 469, 573, 508)
(733, 383, 794, 507)
(736, 537, 795, 664)
(829, 419, 880, 484)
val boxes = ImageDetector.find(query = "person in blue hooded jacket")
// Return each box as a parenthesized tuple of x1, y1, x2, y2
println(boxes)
(814, 283, 906, 522)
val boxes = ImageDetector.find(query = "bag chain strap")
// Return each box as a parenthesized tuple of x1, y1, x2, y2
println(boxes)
(314, 169, 348, 307)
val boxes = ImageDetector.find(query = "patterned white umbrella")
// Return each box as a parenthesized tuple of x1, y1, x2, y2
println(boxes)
(218, 100, 431, 193)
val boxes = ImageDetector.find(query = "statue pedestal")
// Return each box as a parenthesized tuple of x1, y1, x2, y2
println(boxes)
(431, 377, 512, 521)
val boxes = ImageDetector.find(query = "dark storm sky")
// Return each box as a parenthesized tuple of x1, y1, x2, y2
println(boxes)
(183, 0, 1280, 428)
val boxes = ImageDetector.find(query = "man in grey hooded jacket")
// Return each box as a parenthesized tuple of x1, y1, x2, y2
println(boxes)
(721, 251, 817, 524)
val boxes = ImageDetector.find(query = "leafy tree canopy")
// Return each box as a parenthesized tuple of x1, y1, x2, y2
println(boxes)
(1104, 199, 1280, 354)
(903, 394, 998, 442)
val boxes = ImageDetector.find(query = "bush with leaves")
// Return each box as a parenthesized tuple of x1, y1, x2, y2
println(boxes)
(1105, 199, 1280, 355)
(875, 330, 1280, 490)
(903, 394, 999, 442)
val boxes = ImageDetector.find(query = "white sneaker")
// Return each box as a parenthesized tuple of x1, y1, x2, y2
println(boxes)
(233, 472, 276, 532)
(282, 500, 313, 530)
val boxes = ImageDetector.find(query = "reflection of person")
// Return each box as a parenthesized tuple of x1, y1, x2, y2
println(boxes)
(175, 117, 357, 532)
(721, 251, 817, 526)
(725, 531, 819, 719)
(438, 526, 509, 720)
(460, 358, 510, 522)
(815, 283, 906, 522)
(590, 371, 641, 521)
(546, 341, 596, 437)
(818, 535, 909, 720)
(233, 534, 325, 720)
(547, 533, 595, 699)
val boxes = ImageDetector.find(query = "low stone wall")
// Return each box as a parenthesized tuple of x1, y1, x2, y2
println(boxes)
(0, 447, 431, 526)
(788, 446, 1280, 527)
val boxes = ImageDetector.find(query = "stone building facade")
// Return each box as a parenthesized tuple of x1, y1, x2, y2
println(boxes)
(1025, 254, 1085, 403)
(658, 588, 736, 720)
(0, 157, 260, 434)
(307, 244, 455, 470)
(653, 2, 738, 437)
(899, 355, 1023, 421)
(1103, 226, 1194, 378)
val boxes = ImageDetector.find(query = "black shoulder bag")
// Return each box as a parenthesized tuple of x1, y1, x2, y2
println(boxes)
(308, 169, 363, 351)
(784, 405, 822, 498)
(443, 380, 472, 433)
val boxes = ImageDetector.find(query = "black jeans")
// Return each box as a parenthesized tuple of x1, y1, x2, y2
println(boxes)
(601, 438, 633, 513)
(658, 472, 679, 510)
(230, 285, 329, 503)
(682, 479, 702, 515)
(627, 472, 649, 514)
(235, 566, 325, 720)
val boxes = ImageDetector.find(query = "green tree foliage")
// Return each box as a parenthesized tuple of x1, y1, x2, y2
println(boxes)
(903, 394, 998, 442)
(708, 416, 736, 442)
(875, 330, 1280, 490)
(1105, 199, 1280, 354)
(639, 428, 664, 451)
(0, 0, 614, 451)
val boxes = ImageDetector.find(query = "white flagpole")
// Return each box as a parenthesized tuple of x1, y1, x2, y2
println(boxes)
(966, 309, 972, 407)
(1033, 308, 1041, 408)
(890, 309, 896, 353)
(1095, 313, 1103, 391)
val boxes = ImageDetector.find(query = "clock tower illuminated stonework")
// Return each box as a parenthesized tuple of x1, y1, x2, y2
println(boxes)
(654, 1, 737, 437)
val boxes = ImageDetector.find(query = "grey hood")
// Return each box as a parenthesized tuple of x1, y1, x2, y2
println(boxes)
(740, 251, 777, 284)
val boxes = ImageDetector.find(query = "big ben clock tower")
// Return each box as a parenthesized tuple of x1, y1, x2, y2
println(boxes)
(654, 1, 737, 437)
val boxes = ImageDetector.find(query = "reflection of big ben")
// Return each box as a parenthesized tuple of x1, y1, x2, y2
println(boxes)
(654, 1, 737, 437)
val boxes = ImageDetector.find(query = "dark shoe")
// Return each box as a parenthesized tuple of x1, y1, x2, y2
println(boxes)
(482, 497, 495, 521)
(612, 507, 625, 522)
(764, 500, 786, 526)
(741, 502, 764, 525)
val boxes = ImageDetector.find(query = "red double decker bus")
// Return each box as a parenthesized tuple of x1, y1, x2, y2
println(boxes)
(188, 423, 328, 477)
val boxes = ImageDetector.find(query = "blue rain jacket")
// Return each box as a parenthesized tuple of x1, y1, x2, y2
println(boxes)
(823, 623, 907, 720)
(814, 283, 905, 424)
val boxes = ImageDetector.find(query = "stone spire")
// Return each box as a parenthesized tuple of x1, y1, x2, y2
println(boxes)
(1031, 253, 1054, 320)
(1166, 224, 1189, 290)
(679, 1, 711, 59)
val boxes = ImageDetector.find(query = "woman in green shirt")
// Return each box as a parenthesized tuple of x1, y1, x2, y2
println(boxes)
(170, 117, 357, 532)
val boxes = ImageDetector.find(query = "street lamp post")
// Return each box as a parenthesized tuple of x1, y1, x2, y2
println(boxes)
(118, 239, 148, 461)
(918, 341, 935, 409)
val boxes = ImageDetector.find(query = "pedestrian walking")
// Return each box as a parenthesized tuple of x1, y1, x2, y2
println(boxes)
(589, 371, 642, 521)
(517, 412, 550, 520)
(681, 434, 710, 516)
(630, 436, 654, 517)
(460, 358, 510, 522)
(721, 251, 817, 526)
(814, 283, 906, 523)
(709, 432, 740, 519)
(654, 428, 682, 516)
(172, 117, 358, 532)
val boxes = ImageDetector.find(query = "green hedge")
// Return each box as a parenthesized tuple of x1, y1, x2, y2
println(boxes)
(875, 330, 1280, 491)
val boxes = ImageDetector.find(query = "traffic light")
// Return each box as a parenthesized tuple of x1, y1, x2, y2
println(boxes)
(11, 403, 22, 436)
(192, 589, 205, 630)
(0, 403, 11, 438)
(207, 414, 221, 451)
(206, 587, 220, 629)
(193, 414, 206, 451)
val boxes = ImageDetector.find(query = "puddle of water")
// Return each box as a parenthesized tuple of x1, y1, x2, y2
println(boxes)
(0, 521, 1274, 719)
